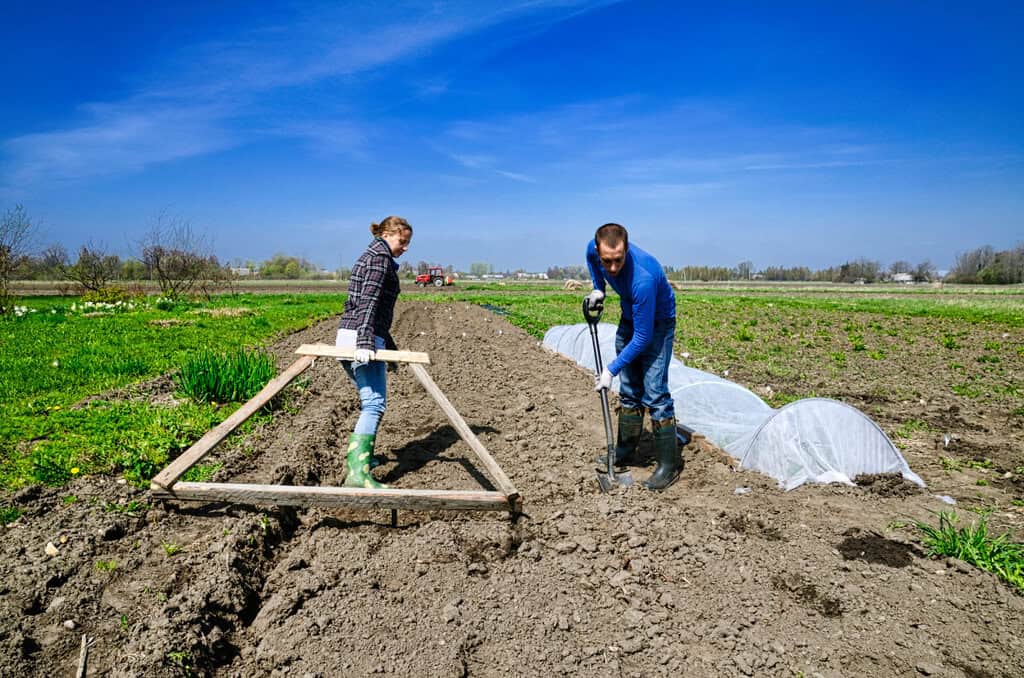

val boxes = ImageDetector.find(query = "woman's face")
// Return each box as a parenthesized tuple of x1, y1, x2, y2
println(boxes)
(382, 229, 411, 258)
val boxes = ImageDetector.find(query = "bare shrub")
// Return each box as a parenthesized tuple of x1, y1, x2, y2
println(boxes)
(139, 214, 228, 299)
(0, 205, 36, 314)
(63, 243, 120, 292)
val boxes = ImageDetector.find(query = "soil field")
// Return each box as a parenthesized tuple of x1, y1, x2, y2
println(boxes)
(2, 301, 1022, 677)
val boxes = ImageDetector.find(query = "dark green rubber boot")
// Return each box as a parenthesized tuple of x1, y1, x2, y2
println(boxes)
(343, 433, 389, 489)
(595, 406, 644, 471)
(643, 417, 682, 491)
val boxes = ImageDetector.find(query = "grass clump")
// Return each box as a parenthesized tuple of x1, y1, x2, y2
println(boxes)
(894, 419, 928, 439)
(162, 541, 182, 556)
(174, 348, 276, 405)
(0, 506, 22, 525)
(915, 511, 1024, 593)
(183, 462, 222, 482)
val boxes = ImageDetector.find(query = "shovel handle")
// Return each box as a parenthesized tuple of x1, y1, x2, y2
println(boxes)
(585, 305, 616, 455)
(582, 297, 603, 325)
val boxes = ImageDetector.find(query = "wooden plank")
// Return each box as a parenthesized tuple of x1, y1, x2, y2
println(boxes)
(408, 363, 521, 512)
(295, 343, 431, 365)
(151, 481, 512, 512)
(151, 355, 316, 491)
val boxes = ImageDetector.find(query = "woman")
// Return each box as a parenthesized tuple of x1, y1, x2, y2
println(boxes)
(336, 216, 412, 488)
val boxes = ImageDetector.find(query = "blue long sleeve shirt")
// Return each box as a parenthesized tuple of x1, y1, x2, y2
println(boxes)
(586, 240, 675, 375)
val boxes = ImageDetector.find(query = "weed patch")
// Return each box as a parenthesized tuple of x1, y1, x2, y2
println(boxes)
(894, 419, 929, 439)
(174, 348, 277, 405)
(183, 462, 222, 482)
(0, 505, 22, 525)
(915, 511, 1024, 593)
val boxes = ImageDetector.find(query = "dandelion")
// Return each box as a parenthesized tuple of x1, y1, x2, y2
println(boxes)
(70, 467, 80, 475)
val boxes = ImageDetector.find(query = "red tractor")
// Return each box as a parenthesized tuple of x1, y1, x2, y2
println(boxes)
(415, 266, 454, 287)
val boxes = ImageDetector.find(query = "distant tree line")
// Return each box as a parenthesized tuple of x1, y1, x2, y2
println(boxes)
(258, 253, 320, 279)
(659, 258, 939, 283)
(3, 210, 232, 300)
(4, 204, 1022, 297)
(947, 244, 1024, 284)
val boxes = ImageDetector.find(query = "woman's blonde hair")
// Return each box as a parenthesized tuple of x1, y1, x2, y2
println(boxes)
(370, 216, 412, 238)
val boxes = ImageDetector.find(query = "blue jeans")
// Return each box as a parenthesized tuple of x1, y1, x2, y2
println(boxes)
(342, 359, 387, 435)
(615, 317, 676, 421)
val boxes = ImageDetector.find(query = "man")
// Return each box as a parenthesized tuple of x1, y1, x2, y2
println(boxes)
(585, 223, 682, 490)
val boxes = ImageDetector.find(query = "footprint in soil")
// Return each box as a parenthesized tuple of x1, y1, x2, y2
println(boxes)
(770, 572, 845, 618)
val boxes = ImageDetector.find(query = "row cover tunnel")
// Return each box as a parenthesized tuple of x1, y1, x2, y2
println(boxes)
(543, 323, 924, 490)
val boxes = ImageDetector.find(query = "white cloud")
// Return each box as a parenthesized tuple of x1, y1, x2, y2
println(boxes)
(450, 153, 496, 169)
(268, 120, 369, 157)
(2, 1, 613, 190)
(4, 104, 235, 187)
(742, 160, 886, 171)
(495, 169, 536, 183)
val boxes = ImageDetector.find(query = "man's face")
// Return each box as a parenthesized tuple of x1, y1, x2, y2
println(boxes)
(597, 240, 626, 276)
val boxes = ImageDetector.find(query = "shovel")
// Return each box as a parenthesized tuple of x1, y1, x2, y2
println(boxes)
(582, 298, 634, 491)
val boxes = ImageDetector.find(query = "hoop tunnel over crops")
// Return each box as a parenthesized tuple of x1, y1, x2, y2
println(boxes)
(543, 323, 924, 491)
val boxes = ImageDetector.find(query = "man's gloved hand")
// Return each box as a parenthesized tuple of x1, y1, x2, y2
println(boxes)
(594, 367, 613, 392)
(585, 288, 605, 311)
(353, 348, 375, 365)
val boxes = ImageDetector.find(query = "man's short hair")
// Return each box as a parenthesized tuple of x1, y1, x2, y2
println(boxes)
(595, 223, 629, 251)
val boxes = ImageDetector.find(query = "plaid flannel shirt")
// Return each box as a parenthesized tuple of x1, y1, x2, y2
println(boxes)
(339, 237, 400, 351)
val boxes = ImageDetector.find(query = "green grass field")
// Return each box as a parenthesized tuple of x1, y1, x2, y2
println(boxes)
(0, 294, 340, 487)
(1, 284, 1021, 490)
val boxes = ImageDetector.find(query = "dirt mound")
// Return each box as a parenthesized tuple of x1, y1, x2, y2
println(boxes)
(2, 301, 1022, 677)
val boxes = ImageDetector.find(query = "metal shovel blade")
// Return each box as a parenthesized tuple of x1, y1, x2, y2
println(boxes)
(597, 465, 634, 493)
(596, 441, 634, 492)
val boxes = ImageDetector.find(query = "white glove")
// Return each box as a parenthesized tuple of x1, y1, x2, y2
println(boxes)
(586, 288, 605, 307)
(594, 368, 613, 391)
(353, 348, 375, 365)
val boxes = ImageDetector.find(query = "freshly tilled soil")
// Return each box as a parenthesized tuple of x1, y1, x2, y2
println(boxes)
(2, 301, 1022, 677)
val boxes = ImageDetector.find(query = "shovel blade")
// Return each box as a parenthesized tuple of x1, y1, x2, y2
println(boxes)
(596, 469, 634, 493)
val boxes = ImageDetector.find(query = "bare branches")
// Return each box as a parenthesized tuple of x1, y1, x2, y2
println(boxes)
(63, 243, 120, 292)
(138, 214, 227, 298)
(950, 244, 1024, 284)
(0, 205, 37, 314)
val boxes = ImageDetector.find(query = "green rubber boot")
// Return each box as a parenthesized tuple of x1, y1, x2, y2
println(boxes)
(643, 417, 682, 491)
(344, 433, 389, 489)
(595, 406, 645, 471)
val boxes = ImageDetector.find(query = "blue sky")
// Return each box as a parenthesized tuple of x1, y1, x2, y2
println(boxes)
(2, 1, 1021, 271)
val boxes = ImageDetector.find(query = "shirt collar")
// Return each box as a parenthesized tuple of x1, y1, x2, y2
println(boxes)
(374, 237, 400, 271)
